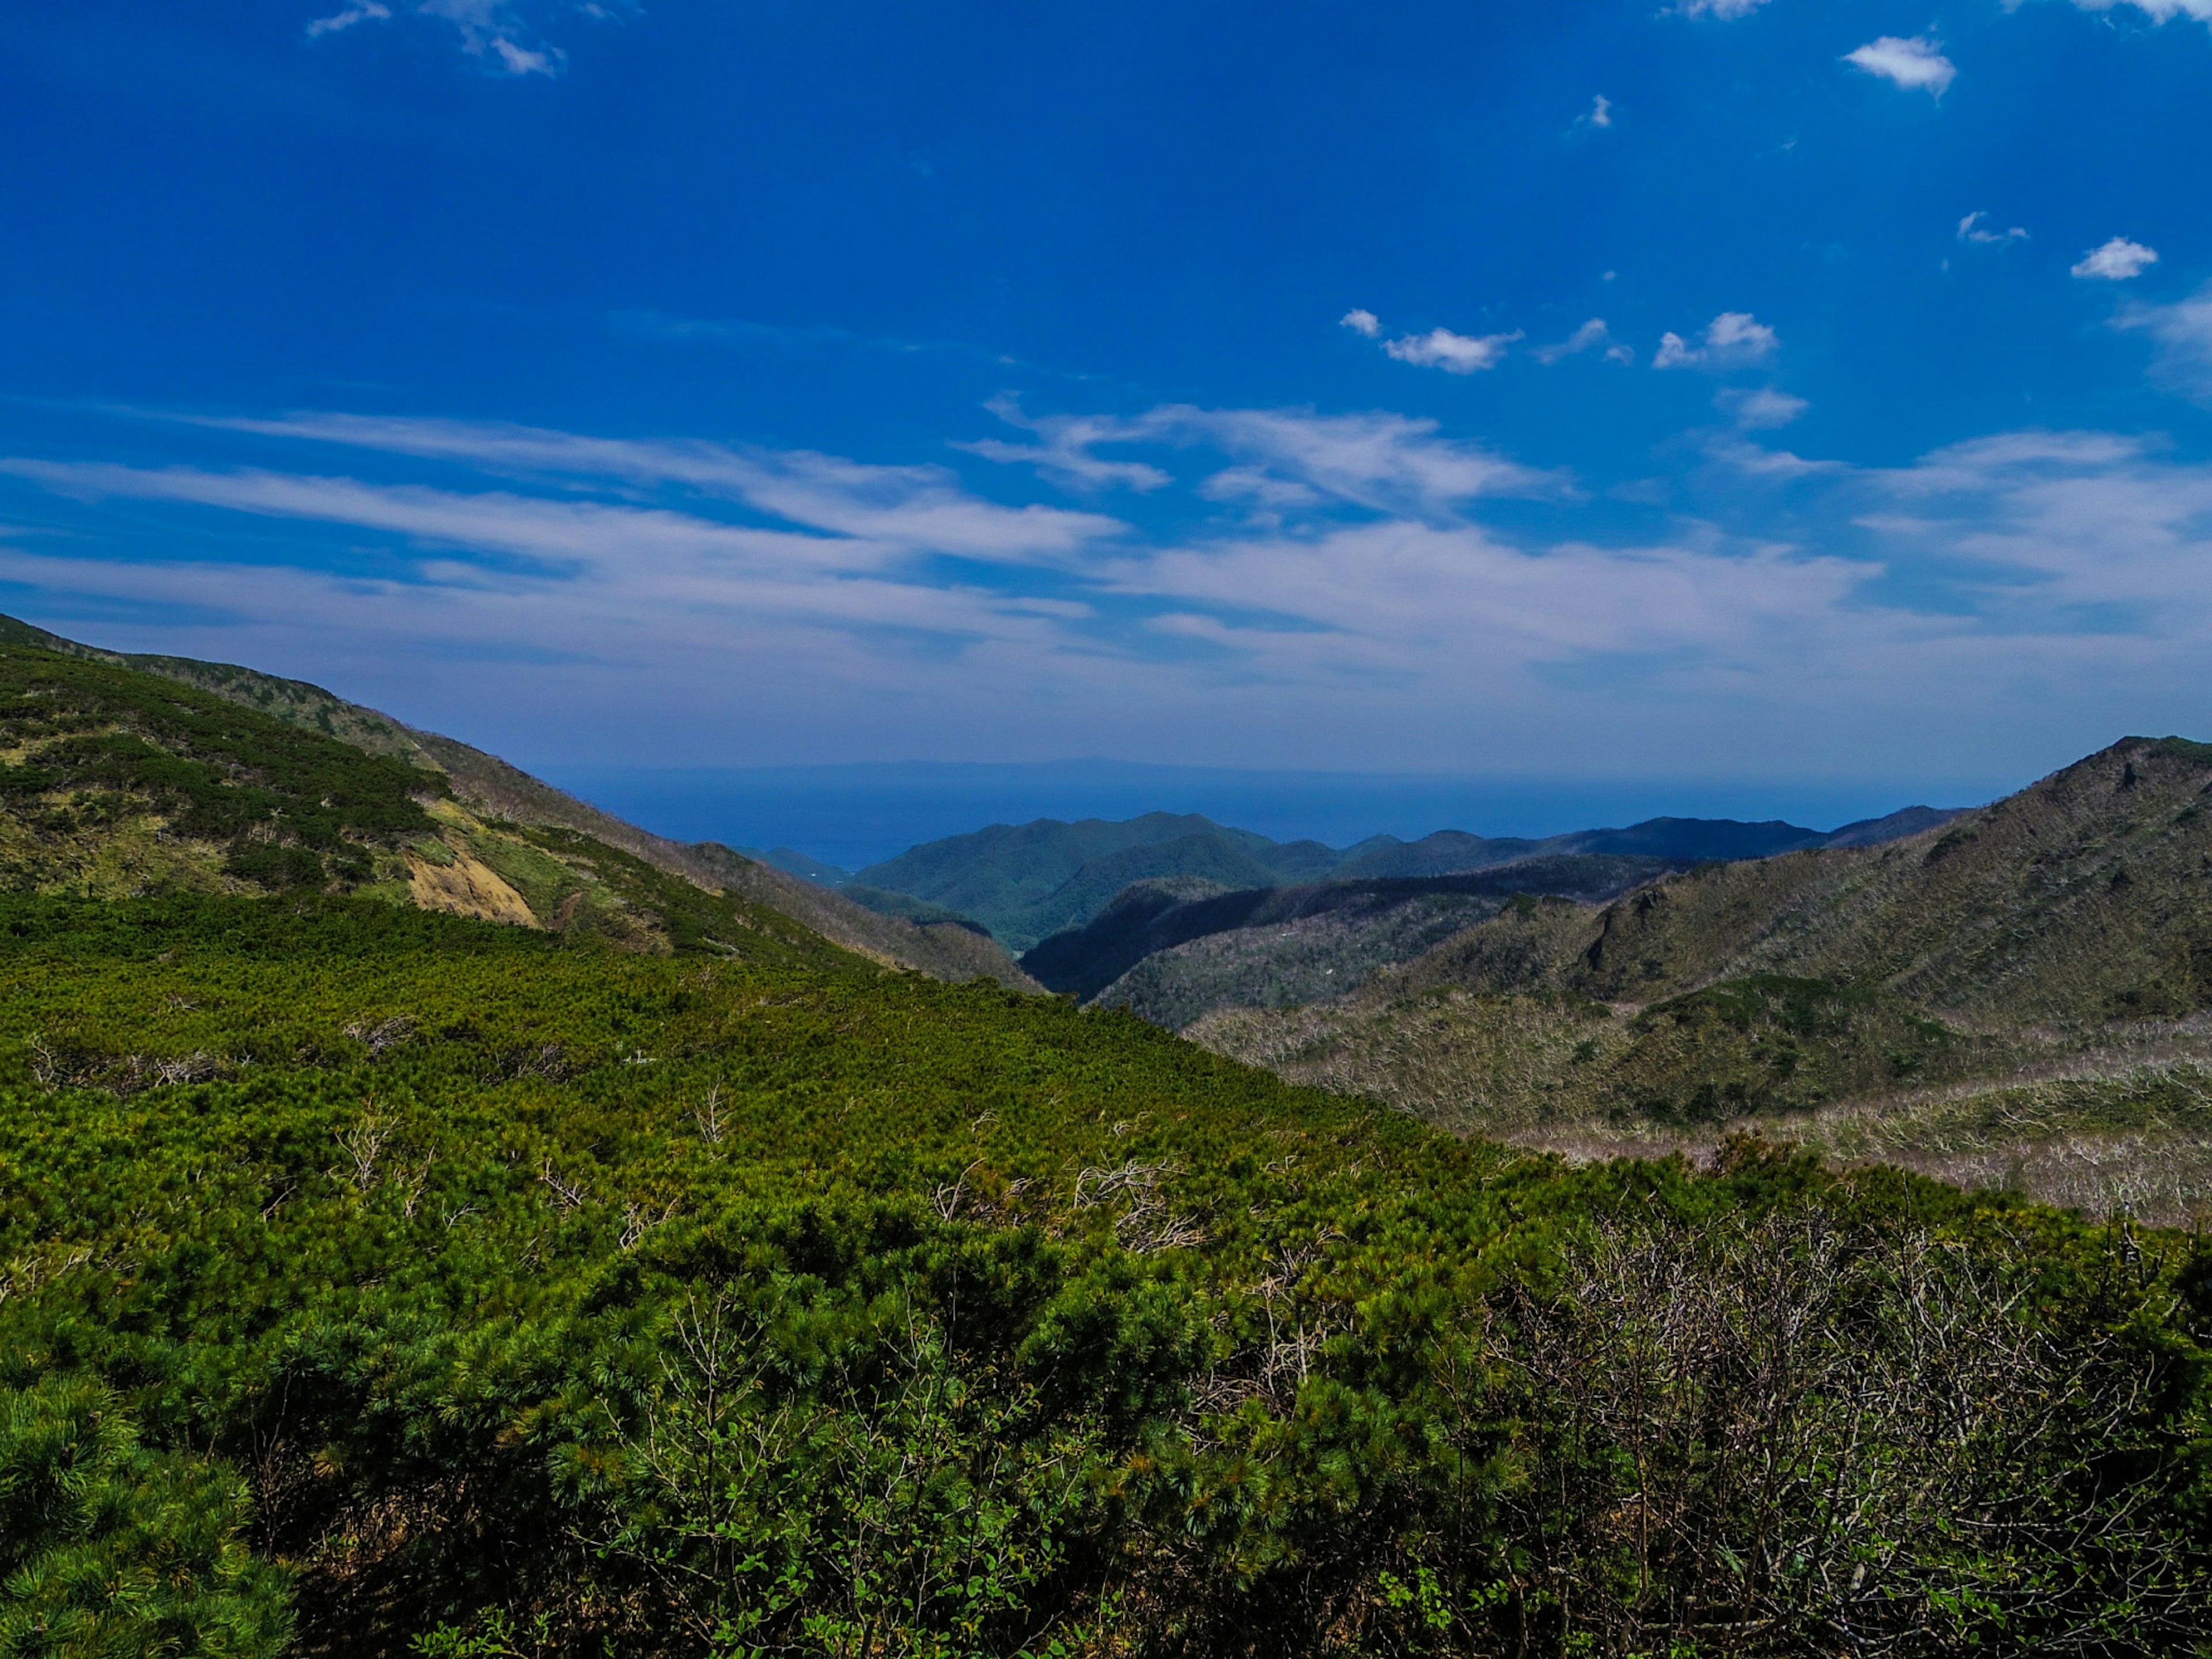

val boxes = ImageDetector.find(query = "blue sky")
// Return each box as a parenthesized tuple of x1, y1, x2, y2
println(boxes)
(5, 0, 2212, 810)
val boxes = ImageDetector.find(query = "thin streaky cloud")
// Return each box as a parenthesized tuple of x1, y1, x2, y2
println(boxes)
(1957, 211, 2028, 245)
(1722, 388, 1809, 430)
(2119, 283, 2212, 397)
(2065, 1, 2212, 24)
(1535, 319, 1634, 365)
(20, 410, 2212, 768)
(301, 0, 643, 75)
(305, 3, 392, 37)
(181, 412, 1123, 560)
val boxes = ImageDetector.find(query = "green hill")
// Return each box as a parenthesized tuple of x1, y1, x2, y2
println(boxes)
(0, 615, 1034, 987)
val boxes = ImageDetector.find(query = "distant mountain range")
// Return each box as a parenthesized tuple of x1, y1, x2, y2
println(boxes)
(1020, 854, 1680, 1024)
(816, 804, 1966, 954)
(1193, 735, 2212, 1210)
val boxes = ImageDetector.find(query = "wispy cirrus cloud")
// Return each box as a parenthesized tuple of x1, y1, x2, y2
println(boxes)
(2119, 283, 2212, 397)
(953, 399, 1173, 493)
(302, 0, 639, 75)
(306, 3, 392, 37)
(12, 402, 2212, 771)
(182, 412, 1121, 562)
(1670, 0, 1771, 18)
(2061, 0, 2212, 24)
(1957, 211, 2028, 245)
(1535, 319, 1635, 365)
(1719, 388, 1809, 430)
(960, 401, 1558, 521)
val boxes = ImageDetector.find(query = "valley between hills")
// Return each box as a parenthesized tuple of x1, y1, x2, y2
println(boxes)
(7, 612, 2212, 1657)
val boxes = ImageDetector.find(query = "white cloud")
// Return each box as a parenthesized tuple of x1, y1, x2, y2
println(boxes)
(1721, 388, 1809, 429)
(1707, 312, 1779, 355)
(1672, 0, 1771, 17)
(1654, 312, 1779, 369)
(1844, 36, 1957, 97)
(21, 402, 2212, 776)
(1342, 309, 1522, 375)
(954, 399, 1171, 493)
(1862, 432, 2212, 631)
(2119, 283, 2212, 396)
(1957, 211, 2028, 245)
(1382, 326, 1522, 374)
(2064, 0, 2212, 22)
(306, 3, 392, 37)
(301, 0, 637, 75)
(2072, 237, 2159, 280)
(177, 413, 1124, 561)
(1581, 94, 1613, 130)
(1705, 439, 1840, 480)
(1535, 318, 1635, 365)
(1166, 407, 1556, 514)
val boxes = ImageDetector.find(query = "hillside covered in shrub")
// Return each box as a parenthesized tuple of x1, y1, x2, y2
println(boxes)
(4, 891, 2212, 1657)
(0, 620, 1031, 985)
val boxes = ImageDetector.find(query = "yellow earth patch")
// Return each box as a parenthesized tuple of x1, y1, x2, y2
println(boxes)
(406, 842, 540, 928)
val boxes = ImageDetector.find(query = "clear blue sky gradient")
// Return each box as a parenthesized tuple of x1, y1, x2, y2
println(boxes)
(4, 1, 2211, 819)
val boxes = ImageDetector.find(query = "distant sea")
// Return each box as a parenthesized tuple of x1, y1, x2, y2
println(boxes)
(536, 760, 1996, 876)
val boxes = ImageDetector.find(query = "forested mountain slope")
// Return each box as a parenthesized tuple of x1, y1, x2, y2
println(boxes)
(3, 889, 2210, 1657)
(0, 615, 1033, 985)
(1022, 854, 1674, 1017)
(857, 804, 1962, 953)
(1406, 736, 2212, 1025)
(1194, 738, 2212, 1219)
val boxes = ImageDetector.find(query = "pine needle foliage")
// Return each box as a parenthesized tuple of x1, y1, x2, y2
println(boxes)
(3, 896, 2211, 1656)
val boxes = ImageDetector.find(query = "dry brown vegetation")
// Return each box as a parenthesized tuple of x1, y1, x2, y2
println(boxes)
(1193, 738, 2212, 1224)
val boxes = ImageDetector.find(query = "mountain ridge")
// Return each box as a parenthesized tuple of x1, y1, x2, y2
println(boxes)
(1190, 736, 2212, 1217)
(851, 802, 1968, 953)
(0, 614, 1037, 987)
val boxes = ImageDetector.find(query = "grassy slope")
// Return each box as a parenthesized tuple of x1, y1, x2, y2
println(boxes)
(0, 614, 1035, 986)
